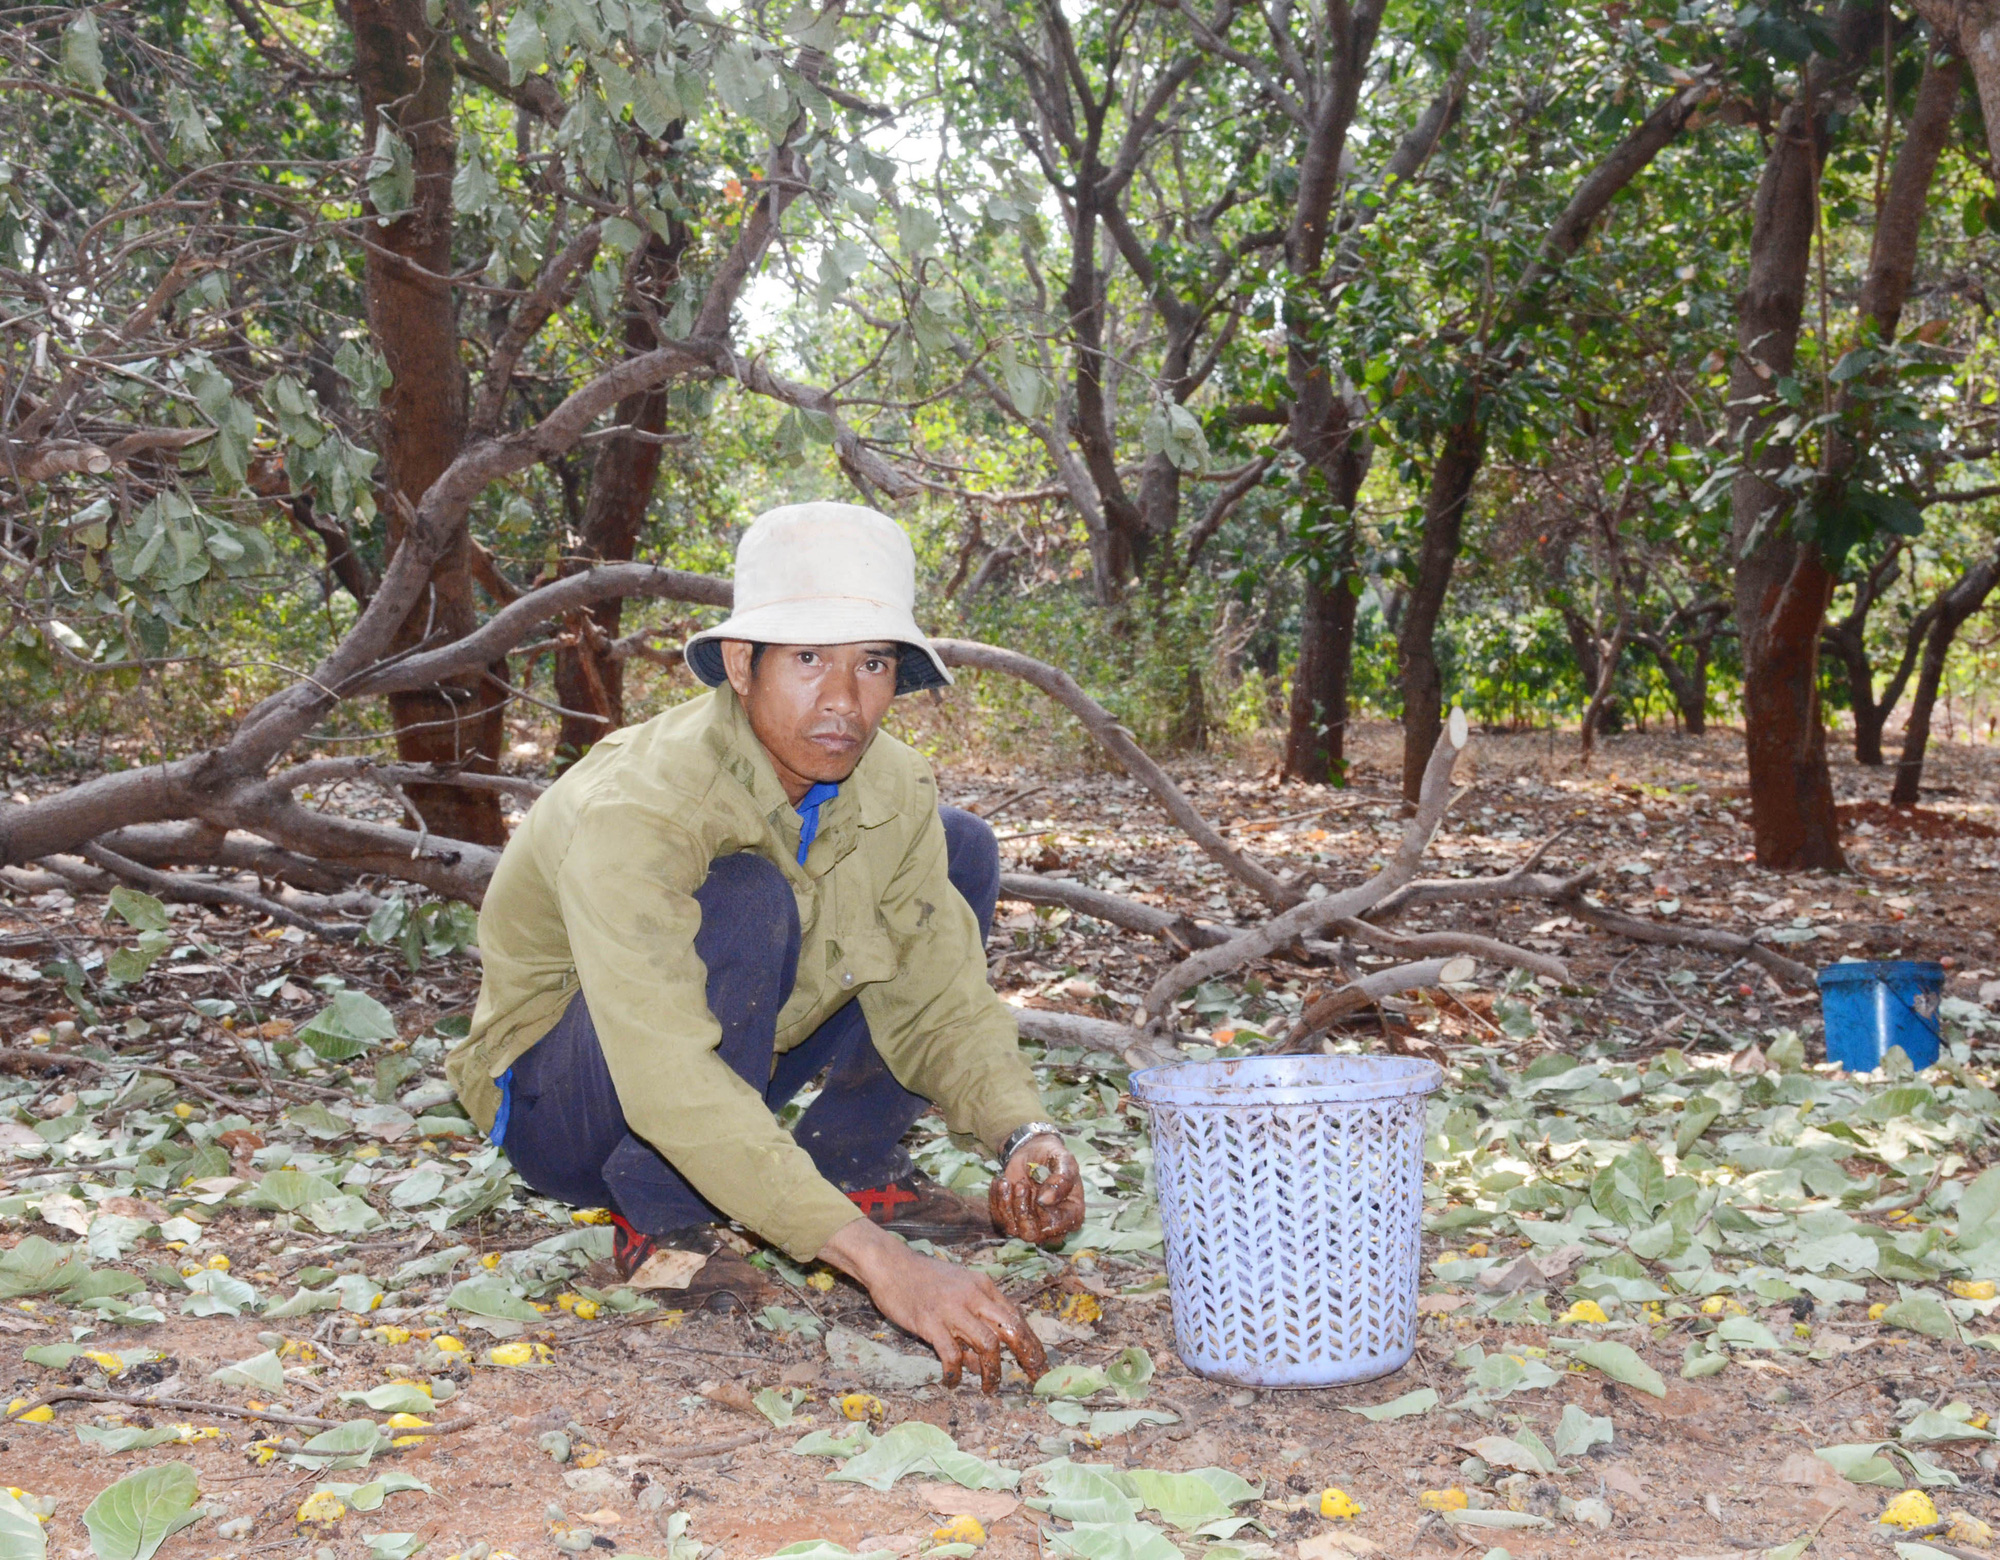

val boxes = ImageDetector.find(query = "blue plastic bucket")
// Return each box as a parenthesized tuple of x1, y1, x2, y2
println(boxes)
(1816, 959, 1944, 1071)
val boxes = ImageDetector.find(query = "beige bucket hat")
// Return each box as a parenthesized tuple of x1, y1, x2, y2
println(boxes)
(684, 502, 953, 696)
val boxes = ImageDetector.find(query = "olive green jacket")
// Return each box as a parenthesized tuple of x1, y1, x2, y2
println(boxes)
(447, 685, 1044, 1260)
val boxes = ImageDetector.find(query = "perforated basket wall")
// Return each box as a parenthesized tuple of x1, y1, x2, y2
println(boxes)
(1132, 1054, 1442, 1389)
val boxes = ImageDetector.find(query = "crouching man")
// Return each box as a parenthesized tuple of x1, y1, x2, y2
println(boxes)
(448, 502, 1080, 1389)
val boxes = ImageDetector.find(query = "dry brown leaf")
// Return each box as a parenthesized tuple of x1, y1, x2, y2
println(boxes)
(854, 1533, 925, 1557)
(1417, 1293, 1474, 1314)
(1775, 1452, 1873, 1515)
(1475, 1255, 1545, 1293)
(1775, 1453, 1842, 1489)
(698, 1380, 762, 1417)
(909, 1485, 1021, 1523)
(1028, 1313, 1095, 1348)
(98, 1195, 167, 1221)
(1602, 1463, 1647, 1498)
(1534, 1242, 1590, 1279)
(627, 1248, 709, 1290)
(1459, 1436, 1550, 1474)
(1298, 1533, 1383, 1559)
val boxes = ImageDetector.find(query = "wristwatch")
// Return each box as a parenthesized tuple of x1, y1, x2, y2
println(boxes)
(1001, 1120, 1063, 1162)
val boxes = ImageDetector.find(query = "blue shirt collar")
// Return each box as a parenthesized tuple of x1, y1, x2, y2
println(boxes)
(794, 781, 840, 864)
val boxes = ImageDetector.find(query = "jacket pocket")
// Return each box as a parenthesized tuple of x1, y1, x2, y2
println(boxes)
(825, 929, 897, 994)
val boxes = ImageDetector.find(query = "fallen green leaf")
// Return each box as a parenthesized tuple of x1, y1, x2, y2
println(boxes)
(80, 1462, 205, 1560)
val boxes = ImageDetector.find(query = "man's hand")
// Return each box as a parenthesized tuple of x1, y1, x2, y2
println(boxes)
(988, 1131, 1085, 1247)
(819, 1218, 1048, 1391)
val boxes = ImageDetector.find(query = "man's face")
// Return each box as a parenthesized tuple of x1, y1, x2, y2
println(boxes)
(721, 641, 900, 803)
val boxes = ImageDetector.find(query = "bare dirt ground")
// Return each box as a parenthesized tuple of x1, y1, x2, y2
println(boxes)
(5, 717, 2000, 1560)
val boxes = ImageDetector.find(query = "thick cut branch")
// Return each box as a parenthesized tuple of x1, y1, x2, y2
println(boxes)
(3, 440, 111, 482)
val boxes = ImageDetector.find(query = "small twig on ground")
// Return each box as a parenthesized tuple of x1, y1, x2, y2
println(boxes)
(1438, 987, 1508, 1041)
(3, 1387, 341, 1431)
(222, 1022, 277, 1099)
(631, 1428, 771, 1465)
(971, 783, 1049, 823)
(0, 1046, 247, 1112)
(1873, 1161, 1948, 1217)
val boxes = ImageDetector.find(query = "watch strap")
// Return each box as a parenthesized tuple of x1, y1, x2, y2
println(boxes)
(1001, 1120, 1063, 1162)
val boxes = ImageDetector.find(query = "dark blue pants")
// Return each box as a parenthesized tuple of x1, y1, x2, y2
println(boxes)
(500, 807, 1000, 1236)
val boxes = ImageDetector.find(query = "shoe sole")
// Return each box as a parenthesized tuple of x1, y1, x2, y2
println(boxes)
(874, 1219, 997, 1245)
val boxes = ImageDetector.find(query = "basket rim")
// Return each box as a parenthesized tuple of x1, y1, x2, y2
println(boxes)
(1129, 1052, 1443, 1107)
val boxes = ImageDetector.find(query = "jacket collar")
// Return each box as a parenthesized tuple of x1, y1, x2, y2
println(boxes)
(699, 687, 897, 871)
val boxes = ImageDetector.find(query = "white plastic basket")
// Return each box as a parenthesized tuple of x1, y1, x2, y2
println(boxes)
(1131, 1053, 1443, 1389)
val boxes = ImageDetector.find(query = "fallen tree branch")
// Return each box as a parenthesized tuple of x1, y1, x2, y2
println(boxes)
(1329, 917, 1569, 981)
(96, 821, 365, 894)
(1364, 826, 1580, 921)
(998, 873, 1233, 949)
(933, 639, 1298, 909)
(11, 855, 116, 895)
(1282, 955, 1478, 1045)
(1367, 863, 1601, 922)
(77, 843, 351, 937)
(1012, 1006, 1203, 1071)
(206, 793, 501, 903)
(1556, 892, 1815, 987)
(0, 1045, 349, 1102)
(1140, 714, 1469, 1022)
(274, 758, 549, 804)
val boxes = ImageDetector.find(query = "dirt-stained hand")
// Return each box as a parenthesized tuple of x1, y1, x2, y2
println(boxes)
(818, 1219, 1049, 1391)
(988, 1131, 1086, 1247)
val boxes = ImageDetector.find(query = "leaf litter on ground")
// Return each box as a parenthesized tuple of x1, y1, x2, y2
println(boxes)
(15, 742, 2000, 1553)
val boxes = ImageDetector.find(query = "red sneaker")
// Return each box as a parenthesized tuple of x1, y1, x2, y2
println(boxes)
(844, 1171, 994, 1244)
